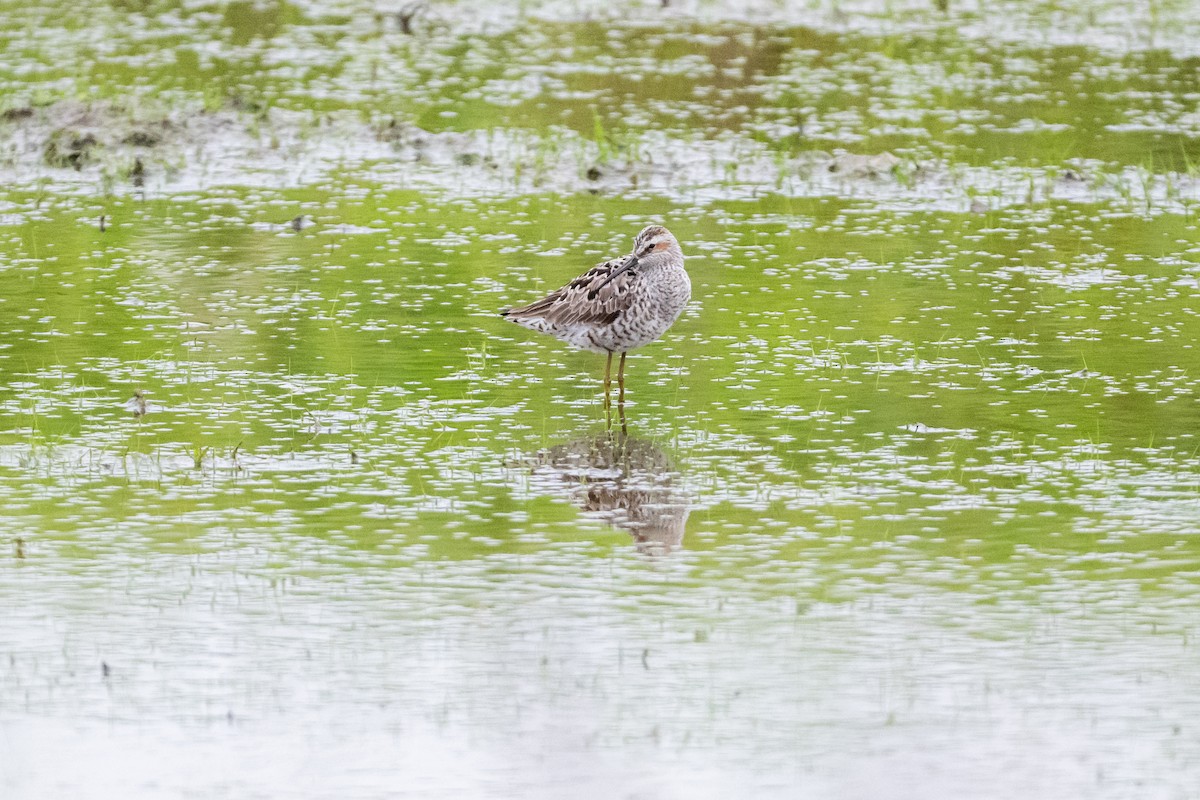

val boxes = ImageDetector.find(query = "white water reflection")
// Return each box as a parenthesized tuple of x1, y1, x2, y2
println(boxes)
(2, 559, 1196, 799)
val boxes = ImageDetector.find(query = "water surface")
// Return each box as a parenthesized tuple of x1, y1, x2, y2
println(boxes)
(2, 1, 1200, 798)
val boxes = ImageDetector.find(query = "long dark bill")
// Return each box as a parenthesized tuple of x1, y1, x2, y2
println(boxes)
(596, 255, 639, 291)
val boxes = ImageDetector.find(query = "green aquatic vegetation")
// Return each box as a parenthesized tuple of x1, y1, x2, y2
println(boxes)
(591, 111, 613, 163)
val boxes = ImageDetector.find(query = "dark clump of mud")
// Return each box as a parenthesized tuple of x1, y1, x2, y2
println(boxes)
(7, 102, 196, 183)
(44, 129, 101, 170)
(122, 128, 165, 147)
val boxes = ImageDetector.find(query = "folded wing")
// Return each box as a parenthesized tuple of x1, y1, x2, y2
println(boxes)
(502, 254, 640, 328)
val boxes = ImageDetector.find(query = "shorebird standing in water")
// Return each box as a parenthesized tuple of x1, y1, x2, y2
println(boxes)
(502, 225, 691, 420)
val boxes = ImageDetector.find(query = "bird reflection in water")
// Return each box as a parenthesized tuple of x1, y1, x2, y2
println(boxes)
(531, 431, 688, 555)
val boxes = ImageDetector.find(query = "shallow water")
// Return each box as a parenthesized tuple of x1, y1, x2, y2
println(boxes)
(2, 1, 1200, 798)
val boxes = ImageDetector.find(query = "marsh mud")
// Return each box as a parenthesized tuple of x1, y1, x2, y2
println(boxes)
(4, 1, 1200, 209)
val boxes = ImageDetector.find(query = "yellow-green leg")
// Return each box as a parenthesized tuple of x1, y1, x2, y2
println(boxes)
(603, 352, 613, 423)
(617, 352, 627, 409)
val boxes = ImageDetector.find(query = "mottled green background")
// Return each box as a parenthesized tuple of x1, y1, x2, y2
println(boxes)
(2, 1, 1199, 797)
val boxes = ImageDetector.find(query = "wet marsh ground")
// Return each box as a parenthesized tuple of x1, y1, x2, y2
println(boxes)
(3, 1, 1200, 798)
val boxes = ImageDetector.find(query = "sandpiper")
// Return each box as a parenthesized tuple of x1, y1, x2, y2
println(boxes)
(502, 225, 691, 412)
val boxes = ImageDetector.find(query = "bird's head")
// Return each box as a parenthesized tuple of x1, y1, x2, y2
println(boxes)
(630, 225, 682, 269)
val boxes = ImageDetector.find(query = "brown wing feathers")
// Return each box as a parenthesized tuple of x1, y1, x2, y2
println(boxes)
(502, 256, 639, 327)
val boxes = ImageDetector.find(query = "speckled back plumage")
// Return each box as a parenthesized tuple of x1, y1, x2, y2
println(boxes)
(502, 225, 690, 354)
